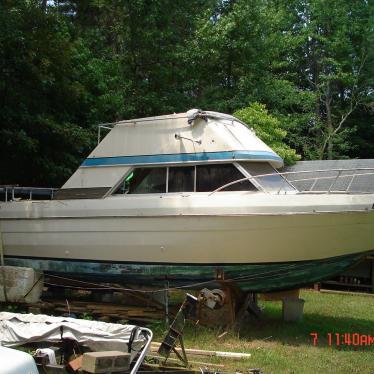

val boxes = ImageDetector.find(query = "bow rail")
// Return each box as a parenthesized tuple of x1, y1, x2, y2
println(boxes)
(210, 168, 374, 195)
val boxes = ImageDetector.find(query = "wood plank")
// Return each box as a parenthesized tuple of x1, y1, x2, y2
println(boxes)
(260, 289, 300, 301)
(147, 355, 225, 368)
(151, 344, 251, 359)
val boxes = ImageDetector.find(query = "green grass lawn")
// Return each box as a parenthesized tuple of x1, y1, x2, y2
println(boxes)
(153, 290, 374, 374)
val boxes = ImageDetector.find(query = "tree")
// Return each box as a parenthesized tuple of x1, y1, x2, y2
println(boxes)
(0, 1, 117, 186)
(186, 0, 317, 159)
(234, 103, 300, 164)
(63, 0, 214, 118)
(279, 0, 374, 159)
(0, 0, 373, 187)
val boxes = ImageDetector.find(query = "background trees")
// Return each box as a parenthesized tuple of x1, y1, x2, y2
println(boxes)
(0, 0, 373, 186)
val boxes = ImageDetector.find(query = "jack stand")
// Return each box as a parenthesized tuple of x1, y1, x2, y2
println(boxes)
(158, 294, 198, 367)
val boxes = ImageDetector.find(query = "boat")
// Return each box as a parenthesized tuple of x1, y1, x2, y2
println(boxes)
(1, 109, 374, 292)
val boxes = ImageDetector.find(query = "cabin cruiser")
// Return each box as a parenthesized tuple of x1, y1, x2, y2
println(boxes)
(1, 109, 374, 292)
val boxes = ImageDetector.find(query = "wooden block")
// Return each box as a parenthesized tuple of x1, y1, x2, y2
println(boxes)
(313, 283, 321, 291)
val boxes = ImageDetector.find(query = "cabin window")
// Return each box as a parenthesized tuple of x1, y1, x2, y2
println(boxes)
(240, 162, 295, 193)
(168, 166, 195, 192)
(113, 163, 257, 195)
(118, 167, 167, 194)
(196, 164, 257, 192)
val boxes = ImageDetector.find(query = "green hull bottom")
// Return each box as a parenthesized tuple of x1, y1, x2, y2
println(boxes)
(5, 252, 368, 293)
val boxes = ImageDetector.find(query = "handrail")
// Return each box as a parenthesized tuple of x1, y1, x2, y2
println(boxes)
(2, 168, 374, 201)
(0, 186, 58, 202)
(209, 175, 269, 195)
(209, 168, 374, 196)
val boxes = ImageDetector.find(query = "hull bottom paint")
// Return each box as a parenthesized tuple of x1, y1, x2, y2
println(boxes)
(5, 251, 368, 293)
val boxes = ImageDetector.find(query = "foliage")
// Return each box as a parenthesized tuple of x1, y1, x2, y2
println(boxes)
(234, 103, 300, 165)
(0, 2, 97, 186)
(0, 0, 373, 186)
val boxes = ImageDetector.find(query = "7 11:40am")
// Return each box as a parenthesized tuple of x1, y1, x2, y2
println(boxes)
(310, 332, 374, 347)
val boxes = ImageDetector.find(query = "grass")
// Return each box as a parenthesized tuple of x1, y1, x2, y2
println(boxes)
(152, 290, 374, 374)
(1, 289, 373, 373)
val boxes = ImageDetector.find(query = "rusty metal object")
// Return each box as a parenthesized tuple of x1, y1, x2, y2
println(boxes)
(197, 288, 226, 309)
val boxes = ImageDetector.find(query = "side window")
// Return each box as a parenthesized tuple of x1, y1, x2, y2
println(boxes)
(115, 167, 167, 194)
(113, 163, 258, 195)
(168, 166, 195, 192)
(196, 164, 257, 192)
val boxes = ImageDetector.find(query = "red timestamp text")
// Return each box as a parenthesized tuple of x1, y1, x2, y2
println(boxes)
(310, 332, 374, 347)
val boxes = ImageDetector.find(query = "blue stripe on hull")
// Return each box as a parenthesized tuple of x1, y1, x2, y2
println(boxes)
(5, 252, 366, 293)
(81, 150, 282, 167)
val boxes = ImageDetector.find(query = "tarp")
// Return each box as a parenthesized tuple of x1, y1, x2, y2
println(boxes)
(0, 312, 144, 352)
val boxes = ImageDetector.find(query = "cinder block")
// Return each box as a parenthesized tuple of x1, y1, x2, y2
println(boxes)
(81, 351, 131, 373)
(0, 266, 43, 303)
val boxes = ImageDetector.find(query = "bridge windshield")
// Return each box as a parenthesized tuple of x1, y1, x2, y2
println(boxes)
(240, 162, 296, 193)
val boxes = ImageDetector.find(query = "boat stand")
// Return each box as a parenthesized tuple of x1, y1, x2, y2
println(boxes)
(261, 289, 304, 322)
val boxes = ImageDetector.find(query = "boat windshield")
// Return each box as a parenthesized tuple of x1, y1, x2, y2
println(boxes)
(240, 162, 295, 193)
(113, 163, 258, 194)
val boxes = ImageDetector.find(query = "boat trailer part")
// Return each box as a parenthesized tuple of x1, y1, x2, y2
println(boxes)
(198, 288, 226, 309)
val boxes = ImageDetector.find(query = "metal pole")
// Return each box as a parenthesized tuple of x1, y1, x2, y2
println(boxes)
(328, 170, 342, 193)
(346, 174, 356, 192)
(0, 229, 8, 302)
(164, 280, 169, 328)
(277, 176, 287, 195)
(309, 178, 318, 192)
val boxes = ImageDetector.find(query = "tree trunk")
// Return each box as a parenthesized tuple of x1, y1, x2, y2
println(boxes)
(319, 83, 334, 160)
(325, 86, 333, 160)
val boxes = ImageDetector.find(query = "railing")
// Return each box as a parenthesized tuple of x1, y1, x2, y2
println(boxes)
(2, 168, 374, 201)
(0, 186, 58, 202)
(210, 168, 374, 195)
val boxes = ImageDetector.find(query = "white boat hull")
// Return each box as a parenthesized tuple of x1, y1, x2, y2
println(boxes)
(1, 193, 374, 264)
